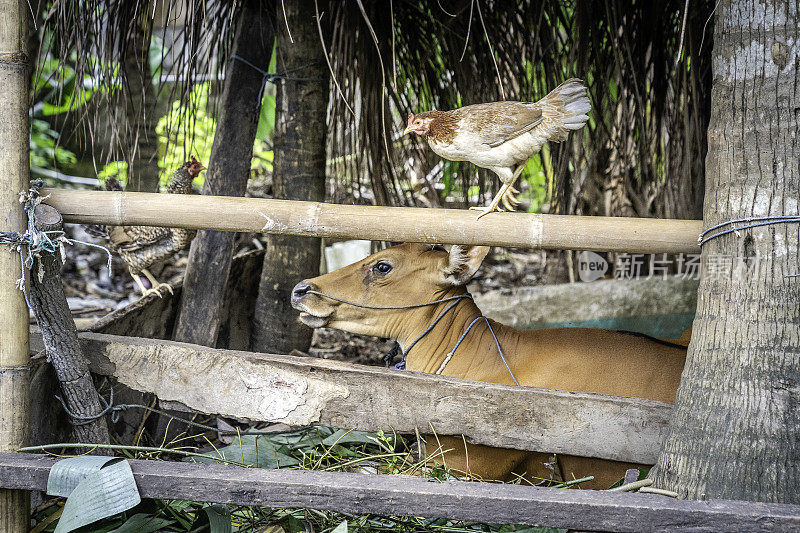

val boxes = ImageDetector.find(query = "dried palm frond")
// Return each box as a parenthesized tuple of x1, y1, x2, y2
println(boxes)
(39, 0, 713, 219)
(324, 0, 713, 218)
(36, 0, 239, 188)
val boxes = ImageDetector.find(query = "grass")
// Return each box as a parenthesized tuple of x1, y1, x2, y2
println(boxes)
(29, 425, 569, 533)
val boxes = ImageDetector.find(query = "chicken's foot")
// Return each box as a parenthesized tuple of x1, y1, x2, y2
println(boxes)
(142, 268, 174, 296)
(130, 269, 171, 299)
(470, 164, 526, 220)
(131, 272, 159, 299)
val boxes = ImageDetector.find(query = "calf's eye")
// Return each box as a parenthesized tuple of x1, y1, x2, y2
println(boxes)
(374, 261, 393, 274)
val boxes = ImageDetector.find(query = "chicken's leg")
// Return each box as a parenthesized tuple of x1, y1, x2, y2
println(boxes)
(142, 268, 174, 296)
(130, 271, 158, 299)
(470, 164, 527, 220)
(129, 267, 168, 299)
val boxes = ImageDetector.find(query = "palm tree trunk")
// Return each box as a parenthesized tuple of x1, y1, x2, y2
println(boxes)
(251, 0, 329, 353)
(174, 0, 274, 348)
(651, 0, 800, 502)
(123, 14, 161, 193)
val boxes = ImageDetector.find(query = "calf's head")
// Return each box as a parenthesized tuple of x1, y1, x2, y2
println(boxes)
(291, 243, 489, 339)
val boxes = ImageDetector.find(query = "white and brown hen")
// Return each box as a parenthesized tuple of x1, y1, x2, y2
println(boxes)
(405, 79, 590, 218)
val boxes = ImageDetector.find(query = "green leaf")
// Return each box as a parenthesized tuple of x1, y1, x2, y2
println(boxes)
(186, 435, 300, 468)
(321, 429, 381, 447)
(107, 513, 174, 533)
(255, 93, 276, 141)
(39, 87, 96, 116)
(53, 460, 141, 533)
(97, 161, 129, 185)
(281, 516, 306, 533)
(191, 504, 232, 533)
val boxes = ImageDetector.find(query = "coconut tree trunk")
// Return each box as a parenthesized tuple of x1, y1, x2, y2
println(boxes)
(123, 13, 161, 193)
(251, 0, 328, 353)
(174, 0, 274, 348)
(651, 0, 800, 503)
(0, 0, 31, 528)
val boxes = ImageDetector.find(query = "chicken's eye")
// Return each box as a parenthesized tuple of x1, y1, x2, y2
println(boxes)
(374, 261, 393, 274)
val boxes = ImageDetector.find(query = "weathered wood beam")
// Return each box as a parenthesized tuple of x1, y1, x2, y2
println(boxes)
(28, 204, 111, 450)
(42, 189, 702, 253)
(0, 0, 31, 528)
(476, 275, 698, 338)
(2, 453, 800, 532)
(31, 331, 672, 464)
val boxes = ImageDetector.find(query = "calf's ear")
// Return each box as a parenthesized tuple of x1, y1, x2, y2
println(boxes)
(441, 245, 489, 285)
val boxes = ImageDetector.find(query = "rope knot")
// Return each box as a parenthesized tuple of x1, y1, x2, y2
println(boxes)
(1, 180, 114, 308)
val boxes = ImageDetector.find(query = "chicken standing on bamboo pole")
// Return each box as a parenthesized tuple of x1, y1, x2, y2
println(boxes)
(404, 79, 590, 219)
(85, 157, 205, 298)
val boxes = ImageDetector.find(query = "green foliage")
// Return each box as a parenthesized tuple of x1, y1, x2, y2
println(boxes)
(255, 93, 277, 142)
(255, 45, 278, 143)
(34, 426, 569, 532)
(155, 83, 275, 189)
(30, 118, 77, 170)
(155, 83, 216, 188)
(519, 154, 549, 214)
(97, 161, 129, 185)
(29, 54, 94, 172)
(34, 56, 99, 117)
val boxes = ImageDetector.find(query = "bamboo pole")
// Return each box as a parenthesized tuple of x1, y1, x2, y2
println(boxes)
(0, 0, 31, 529)
(43, 189, 703, 254)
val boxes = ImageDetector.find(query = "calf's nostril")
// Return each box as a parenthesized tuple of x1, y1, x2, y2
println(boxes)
(291, 281, 313, 303)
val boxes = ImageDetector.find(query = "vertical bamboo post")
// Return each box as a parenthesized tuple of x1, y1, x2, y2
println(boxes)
(0, 0, 31, 530)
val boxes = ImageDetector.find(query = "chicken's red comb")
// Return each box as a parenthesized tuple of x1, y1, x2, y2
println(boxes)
(408, 113, 414, 119)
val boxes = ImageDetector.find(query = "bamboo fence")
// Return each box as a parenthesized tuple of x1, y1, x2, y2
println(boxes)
(0, 0, 31, 529)
(42, 189, 702, 253)
(0, 8, 706, 526)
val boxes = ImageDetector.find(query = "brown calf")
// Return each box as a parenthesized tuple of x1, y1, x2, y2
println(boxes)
(291, 243, 686, 488)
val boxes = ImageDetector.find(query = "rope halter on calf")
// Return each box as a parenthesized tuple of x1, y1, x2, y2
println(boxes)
(306, 289, 519, 385)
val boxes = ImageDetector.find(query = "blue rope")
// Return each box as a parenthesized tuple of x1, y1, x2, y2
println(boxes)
(305, 289, 475, 370)
(699, 215, 800, 246)
(17, 248, 30, 309)
(229, 55, 319, 103)
(307, 288, 518, 384)
(1, 182, 113, 308)
(436, 315, 519, 386)
(400, 297, 468, 363)
(698, 215, 800, 279)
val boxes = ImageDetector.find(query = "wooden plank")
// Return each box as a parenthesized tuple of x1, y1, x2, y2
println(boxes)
(2, 453, 799, 532)
(476, 275, 698, 338)
(31, 331, 672, 464)
(42, 189, 702, 254)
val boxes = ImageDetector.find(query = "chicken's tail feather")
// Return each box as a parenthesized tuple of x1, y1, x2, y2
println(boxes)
(83, 224, 109, 239)
(103, 177, 124, 191)
(540, 78, 591, 136)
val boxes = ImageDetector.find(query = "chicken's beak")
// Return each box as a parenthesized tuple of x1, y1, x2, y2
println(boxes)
(403, 126, 414, 135)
